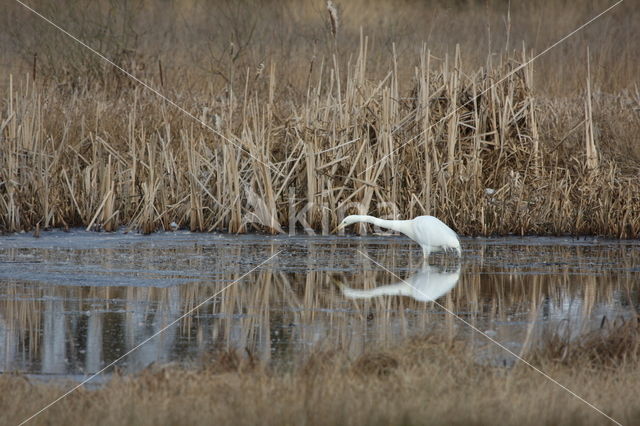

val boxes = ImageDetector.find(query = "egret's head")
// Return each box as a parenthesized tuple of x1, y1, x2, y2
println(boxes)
(333, 215, 360, 233)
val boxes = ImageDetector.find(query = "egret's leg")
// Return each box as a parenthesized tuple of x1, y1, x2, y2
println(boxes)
(422, 247, 430, 259)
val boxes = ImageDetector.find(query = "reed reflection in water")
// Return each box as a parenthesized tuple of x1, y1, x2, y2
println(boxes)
(0, 232, 638, 379)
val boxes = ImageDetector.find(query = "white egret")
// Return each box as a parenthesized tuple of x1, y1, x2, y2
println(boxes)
(335, 215, 461, 257)
(340, 264, 461, 302)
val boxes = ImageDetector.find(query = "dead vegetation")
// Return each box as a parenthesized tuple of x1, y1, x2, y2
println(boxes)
(535, 315, 640, 368)
(1, 0, 639, 236)
(2, 323, 640, 426)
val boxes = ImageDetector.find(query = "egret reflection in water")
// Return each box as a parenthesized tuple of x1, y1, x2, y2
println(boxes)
(339, 264, 461, 302)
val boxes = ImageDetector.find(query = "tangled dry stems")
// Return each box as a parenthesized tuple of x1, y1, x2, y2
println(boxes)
(2, 48, 639, 237)
(2, 324, 639, 426)
(1, 0, 640, 236)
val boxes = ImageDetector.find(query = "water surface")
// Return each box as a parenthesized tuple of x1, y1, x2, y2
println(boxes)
(1, 230, 638, 381)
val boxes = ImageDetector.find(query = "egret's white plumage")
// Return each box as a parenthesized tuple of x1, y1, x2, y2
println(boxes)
(336, 215, 461, 257)
(340, 264, 461, 302)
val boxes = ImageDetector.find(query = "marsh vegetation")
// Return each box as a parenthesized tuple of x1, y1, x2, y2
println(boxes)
(1, 0, 639, 236)
(1, 1, 639, 424)
(2, 331, 640, 426)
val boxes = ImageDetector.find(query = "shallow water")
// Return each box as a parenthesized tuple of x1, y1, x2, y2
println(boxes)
(1, 230, 639, 382)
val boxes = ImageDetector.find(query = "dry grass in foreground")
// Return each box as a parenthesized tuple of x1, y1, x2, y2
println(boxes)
(2, 317, 640, 426)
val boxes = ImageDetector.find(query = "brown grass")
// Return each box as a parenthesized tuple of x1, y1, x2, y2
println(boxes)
(535, 315, 640, 368)
(2, 324, 640, 426)
(1, 0, 640, 236)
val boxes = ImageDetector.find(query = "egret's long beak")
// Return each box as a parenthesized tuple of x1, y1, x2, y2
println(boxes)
(331, 223, 346, 234)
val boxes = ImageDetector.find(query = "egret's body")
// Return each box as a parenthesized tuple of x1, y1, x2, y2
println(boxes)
(340, 264, 461, 302)
(337, 215, 461, 257)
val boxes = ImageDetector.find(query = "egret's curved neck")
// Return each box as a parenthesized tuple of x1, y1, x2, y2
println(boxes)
(342, 283, 412, 299)
(351, 215, 414, 238)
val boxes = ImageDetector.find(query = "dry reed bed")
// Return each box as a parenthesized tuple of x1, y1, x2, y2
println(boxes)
(2, 0, 640, 236)
(2, 319, 640, 426)
(2, 41, 640, 237)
